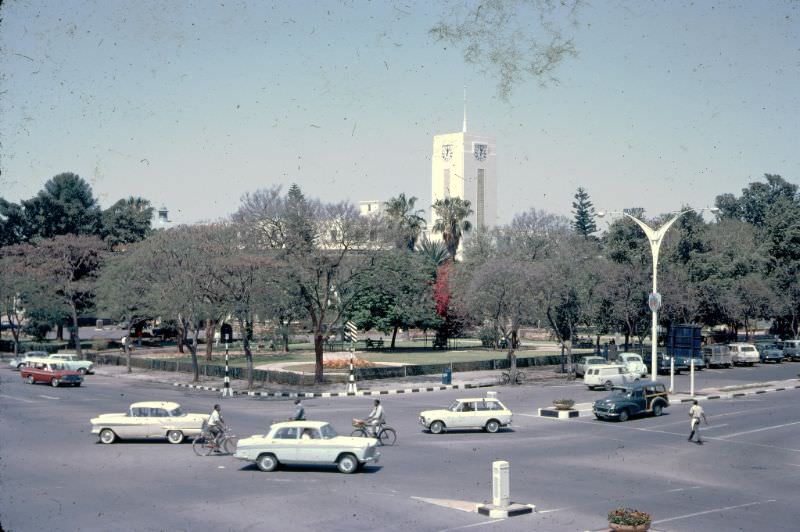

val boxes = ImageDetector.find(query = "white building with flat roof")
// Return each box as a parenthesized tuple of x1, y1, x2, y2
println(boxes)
(430, 99, 497, 233)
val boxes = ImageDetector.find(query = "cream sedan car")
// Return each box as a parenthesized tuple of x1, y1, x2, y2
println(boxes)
(234, 421, 380, 474)
(90, 401, 209, 444)
(419, 396, 512, 434)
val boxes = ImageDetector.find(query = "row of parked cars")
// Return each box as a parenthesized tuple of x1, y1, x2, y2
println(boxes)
(577, 340, 800, 391)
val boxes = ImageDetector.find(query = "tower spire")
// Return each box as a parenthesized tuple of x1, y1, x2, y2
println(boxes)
(462, 87, 467, 133)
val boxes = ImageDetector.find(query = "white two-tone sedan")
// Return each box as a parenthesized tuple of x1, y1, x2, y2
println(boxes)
(419, 395, 513, 434)
(234, 421, 380, 474)
(90, 401, 209, 444)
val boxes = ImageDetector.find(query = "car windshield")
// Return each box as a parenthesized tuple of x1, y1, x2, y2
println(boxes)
(611, 389, 632, 398)
(448, 401, 461, 412)
(320, 424, 337, 439)
(169, 407, 184, 416)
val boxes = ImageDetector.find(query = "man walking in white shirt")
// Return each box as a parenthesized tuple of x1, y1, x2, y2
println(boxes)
(688, 400, 707, 444)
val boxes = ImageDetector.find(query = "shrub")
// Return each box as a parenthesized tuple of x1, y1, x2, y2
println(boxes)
(478, 326, 499, 348)
(323, 359, 376, 369)
(607, 508, 651, 526)
(552, 399, 575, 408)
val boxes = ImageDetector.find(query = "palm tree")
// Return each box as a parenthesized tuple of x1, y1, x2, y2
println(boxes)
(432, 197, 473, 261)
(416, 236, 449, 267)
(384, 193, 426, 251)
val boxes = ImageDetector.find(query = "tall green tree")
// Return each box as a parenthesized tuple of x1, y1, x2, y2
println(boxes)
(432, 197, 473, 261)
(571, 187, 597, 239)
(384, 193, 426, 251)
(101, 197, 154, 248)
(21, 173, 102, 240)
(715, 173, 797, 227)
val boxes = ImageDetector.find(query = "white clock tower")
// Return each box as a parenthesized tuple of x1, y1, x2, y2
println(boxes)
(431, 95, 497, 233)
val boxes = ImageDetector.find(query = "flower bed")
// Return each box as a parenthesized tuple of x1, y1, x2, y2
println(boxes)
(323, 358, 376, 369)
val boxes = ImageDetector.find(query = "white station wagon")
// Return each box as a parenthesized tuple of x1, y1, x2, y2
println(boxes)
(90, 401, 209, 444)
(234, 421, 381, 474)
(418, 395, 512, 434)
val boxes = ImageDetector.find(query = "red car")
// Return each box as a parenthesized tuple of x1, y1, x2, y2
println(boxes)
(20, 360, 83, 387)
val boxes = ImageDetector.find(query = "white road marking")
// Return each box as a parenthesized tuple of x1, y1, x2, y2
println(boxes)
(717, 421, 800, 439)
(0, 394, 37, 403)
(652, 499, 776, 525)
(411, 496, 478, 513)
(537, 486, 701, 514)
(699, 423, 729, 431)
(39, 395, 59, 400)
(436, 520, 505, 532)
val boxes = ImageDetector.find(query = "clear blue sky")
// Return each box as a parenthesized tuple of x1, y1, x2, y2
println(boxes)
(2, 0, 798, 226)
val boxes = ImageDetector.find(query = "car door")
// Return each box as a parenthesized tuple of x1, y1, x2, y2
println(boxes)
(629, 389, 644, 414)
(295, 428, 325, 462)
(270, 426, 300, 462)
(147, 408, 170, 438)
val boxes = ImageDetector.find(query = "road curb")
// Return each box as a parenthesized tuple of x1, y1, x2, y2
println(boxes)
(676, 382, 800, 403)
(173, 381, 495, 398)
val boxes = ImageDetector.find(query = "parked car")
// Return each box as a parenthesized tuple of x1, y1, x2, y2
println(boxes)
(576, 356, 607, 377)
(234, 421, 380, 474)
(703, 344, 733, 368)
(90, 401, 208, 444)
(593, 381, 670, 422)
(20, 359, 83, 387)
(781, 339, 800, 361)
(419, 395, 512, 434)
(8, 351, 49, 370)
(48, 353, 94, 374)
(584, 364, 639, 391)
(728, 343, 760, 366)
(643, 353, 689, 374)
(755, 342, 784, 363)
(688, 355, 706, 371)
(618, 352, 648, 377)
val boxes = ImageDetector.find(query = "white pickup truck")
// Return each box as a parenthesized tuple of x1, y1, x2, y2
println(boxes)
(48, 353, 94, 374)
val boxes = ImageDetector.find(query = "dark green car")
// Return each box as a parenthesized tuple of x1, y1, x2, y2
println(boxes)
(593, 381, 670, 422)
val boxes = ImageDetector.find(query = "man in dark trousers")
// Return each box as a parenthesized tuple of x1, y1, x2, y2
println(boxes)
(688, 399, 708, 444)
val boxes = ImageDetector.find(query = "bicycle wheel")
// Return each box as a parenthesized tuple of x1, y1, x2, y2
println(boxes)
(378, 427, 397, 446)
(223, 435, 238, 454)
(192, 435, 214, 457)
(499, 372, 511, 385)
(350, 428, 368, 438)
(514, 371, 526, 385)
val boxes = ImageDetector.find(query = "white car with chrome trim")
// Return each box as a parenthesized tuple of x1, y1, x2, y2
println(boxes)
(234, 421, 381, 474)
(90, 401, 208, 444)
(419, 395, 512, 434)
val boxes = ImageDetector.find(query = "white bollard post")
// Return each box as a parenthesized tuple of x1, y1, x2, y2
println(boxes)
(670, 357, 675, 393)
(690, 357, 695, 397)
(221, 342, 233, 397)
(492, 461, 510, 507)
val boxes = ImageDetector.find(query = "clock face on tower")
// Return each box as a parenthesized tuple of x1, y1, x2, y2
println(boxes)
(441, 144, 453, 161)
(474, 144, 487, 161)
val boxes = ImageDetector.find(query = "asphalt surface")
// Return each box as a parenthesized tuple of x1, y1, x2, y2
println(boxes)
(1, 362, 799, 532)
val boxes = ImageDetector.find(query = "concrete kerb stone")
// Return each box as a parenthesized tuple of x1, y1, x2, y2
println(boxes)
(674, 381, 800, 403)
(173, 381, 495, 398)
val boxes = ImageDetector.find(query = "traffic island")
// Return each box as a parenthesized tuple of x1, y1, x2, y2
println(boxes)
(537, 402, 593, 419)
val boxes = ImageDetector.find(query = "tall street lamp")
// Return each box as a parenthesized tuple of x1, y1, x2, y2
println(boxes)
(597, 207, 719, 380)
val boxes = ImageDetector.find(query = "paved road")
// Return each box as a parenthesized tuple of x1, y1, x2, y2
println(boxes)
(1, 363, 799, 532)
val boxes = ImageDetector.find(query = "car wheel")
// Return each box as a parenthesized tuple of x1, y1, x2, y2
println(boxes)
(73, 383, 81, 387)
(485, 419, 500, 433)
(51, 378, 60, 387)
(337, 453, 359, 474)
(99, 429, 116, 444)
(429, 421, 445, 434)
(604, 380, 613, 391)
(27, 375, 35, 384)
(653, 403, 663, 417)
(618, 409, 630, 422)
(166, 430, 184, 444)
(256, 453, 278, 472)
(595, 414, 604, 420)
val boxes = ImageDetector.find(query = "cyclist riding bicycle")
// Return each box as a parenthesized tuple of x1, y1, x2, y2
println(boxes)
(364, 399, 385, 437)
(207, 404, 225, 449)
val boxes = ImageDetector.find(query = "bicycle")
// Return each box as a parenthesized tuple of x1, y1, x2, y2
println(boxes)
(499, 368, 526, 385)
(350, 419, 397, 446)
(192, 426, 238, 456)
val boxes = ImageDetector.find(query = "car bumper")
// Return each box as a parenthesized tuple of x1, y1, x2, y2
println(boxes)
(593, 408, 618, 418)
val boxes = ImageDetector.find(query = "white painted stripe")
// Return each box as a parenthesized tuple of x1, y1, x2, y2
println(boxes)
(0, 394, 37, 403)
(436, 520, 504, 532)
(652, 499, 776, 525)
(39, 395, 59, 400)
(717, 421, 800, 439)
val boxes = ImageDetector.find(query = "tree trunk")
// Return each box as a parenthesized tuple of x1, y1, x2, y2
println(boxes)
(123, 342, 131, 373)
(283, 329, 290, 352)
(70, 303, 82, 357)
(189, 326, 200, 383)
(57, 322, 64, 341)
(391, 325, 399, 349)
(314, 332, 325, 383)
(205, 318, 216, 361)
